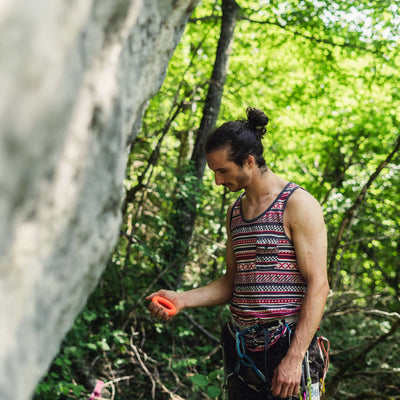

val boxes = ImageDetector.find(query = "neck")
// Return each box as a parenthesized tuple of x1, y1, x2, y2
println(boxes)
(243, 167, 287, 204)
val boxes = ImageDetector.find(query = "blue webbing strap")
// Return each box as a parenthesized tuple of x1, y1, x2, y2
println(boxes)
(235, 328, 267, 382)
(263, 326, 270, 385)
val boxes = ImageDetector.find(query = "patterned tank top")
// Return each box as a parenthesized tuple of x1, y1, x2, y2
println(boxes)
(230, 182, 307, 327)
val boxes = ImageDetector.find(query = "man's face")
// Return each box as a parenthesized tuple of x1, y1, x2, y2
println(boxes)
(206, 147, 250, 192)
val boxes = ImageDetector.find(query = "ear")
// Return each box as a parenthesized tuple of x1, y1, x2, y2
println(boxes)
(244, 154, 256, 168)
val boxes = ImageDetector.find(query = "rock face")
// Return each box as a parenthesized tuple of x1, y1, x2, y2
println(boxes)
(0, 1, 197, 399)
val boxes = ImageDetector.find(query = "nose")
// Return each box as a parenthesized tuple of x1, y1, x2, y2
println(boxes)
(215, 172, 224, 186)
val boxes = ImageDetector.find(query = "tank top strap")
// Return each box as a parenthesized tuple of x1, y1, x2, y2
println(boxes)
(270, 182, 301, 212)
(230, 192, 244, 230)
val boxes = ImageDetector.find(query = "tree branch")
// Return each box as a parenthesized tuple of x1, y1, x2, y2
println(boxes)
(328, 133, 400, 286)
(190, 14, 381, 54)
(182, 311, 220, 344)
(326, 315, 400, 397)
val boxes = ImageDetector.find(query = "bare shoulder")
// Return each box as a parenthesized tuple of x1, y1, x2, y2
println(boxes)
(286, 187, 325, 229)
(287, 187, 322, 212)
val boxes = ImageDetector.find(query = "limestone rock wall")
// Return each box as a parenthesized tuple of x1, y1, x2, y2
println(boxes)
(0, 1, 197, 399)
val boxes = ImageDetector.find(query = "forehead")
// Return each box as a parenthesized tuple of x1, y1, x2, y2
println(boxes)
(206, 148, 235, 171)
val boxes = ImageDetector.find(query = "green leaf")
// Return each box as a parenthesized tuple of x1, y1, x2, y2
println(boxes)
(72, 384, 85, 396)
(98, 339, 110, 351)
(189, 374, 209, 387)
(208, 370, 220, 381)
(207, 385, 222, 398)
(86, 343, 97, 350)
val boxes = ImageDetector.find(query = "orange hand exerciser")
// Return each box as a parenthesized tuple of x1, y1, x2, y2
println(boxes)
(152, 296, 177, 316)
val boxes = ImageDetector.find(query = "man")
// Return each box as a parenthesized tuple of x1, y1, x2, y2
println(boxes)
(147, 108, 329, 399)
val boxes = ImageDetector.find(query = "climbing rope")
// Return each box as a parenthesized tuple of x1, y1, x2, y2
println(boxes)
(317, 332, 330, 394)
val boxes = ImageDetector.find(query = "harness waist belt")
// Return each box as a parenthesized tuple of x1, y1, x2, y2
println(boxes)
(228, 315, 298, 353)
(231, 314, 298, 332)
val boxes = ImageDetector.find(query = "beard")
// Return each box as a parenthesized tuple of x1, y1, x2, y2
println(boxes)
(224, 170, 249, 192)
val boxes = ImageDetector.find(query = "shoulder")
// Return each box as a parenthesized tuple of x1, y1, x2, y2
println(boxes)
(286, 187, 325, 226)
(289, 186, 320, 206)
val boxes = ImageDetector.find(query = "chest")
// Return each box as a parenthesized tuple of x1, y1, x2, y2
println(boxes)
(231, 196, 292, 241)
(241, 195, 276, 221)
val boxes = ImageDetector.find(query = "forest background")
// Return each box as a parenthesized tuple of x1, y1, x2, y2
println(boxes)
(35, 0, 400, 399)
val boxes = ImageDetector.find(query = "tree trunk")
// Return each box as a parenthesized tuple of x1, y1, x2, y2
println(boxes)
(191, 0, 240, 179)
(167, 0, 240, 285)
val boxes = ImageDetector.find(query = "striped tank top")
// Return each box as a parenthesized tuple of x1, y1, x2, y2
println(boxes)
(230, 182, 307, 327)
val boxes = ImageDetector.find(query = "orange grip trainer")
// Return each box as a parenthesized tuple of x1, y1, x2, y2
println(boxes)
(152, 296, 177, 316)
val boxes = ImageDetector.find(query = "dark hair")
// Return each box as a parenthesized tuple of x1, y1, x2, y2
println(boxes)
(205, 107, 269, 167)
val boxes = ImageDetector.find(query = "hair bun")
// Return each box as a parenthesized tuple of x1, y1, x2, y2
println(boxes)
(246, 107, 269, 138)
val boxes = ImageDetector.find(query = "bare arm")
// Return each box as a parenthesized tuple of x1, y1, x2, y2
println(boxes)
(147, 204, 236, 321)
(272, 189, 330, 398)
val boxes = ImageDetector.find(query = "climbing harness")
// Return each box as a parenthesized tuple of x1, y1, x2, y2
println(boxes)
(223, 319, 330, 400)
(224, 318, 295, 394)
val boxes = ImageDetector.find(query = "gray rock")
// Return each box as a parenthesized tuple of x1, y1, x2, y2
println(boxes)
(0, 1, 197, 399)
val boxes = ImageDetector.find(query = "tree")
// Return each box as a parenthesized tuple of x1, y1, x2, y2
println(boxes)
(166, 0, 240, 286)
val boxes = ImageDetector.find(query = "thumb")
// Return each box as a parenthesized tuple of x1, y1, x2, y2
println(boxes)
(145, 289, 172, 302)
(145, 292, 158, 301)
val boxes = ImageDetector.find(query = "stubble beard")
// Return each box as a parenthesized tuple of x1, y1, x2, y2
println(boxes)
(226, 171, 249, 192)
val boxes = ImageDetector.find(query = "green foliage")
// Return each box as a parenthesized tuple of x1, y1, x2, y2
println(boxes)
(36, 0, 399, 399)
(323, 292, 400, 398)
(190, 370, 223, 398)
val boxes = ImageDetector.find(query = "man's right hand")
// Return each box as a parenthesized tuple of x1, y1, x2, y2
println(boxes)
(146, 289, 183, 321)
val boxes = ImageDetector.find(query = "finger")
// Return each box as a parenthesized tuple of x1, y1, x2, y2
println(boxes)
(281, 382, 300, 398)
(158, 307, 170, 321)
(291, 379, 302, 396)
(278, 385, 288, 399)
(285, 384, 296, 398)
(272, 376, 297, 398)
(288, 382, 301, 398)
(150, 302, 170, 321)
(145, 291, 160, 301)
(148, 302, 161, 316)
(271, 372, 282, 397)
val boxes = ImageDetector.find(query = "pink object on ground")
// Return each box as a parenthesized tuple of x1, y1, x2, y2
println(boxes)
(88, 380, 104, 399)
